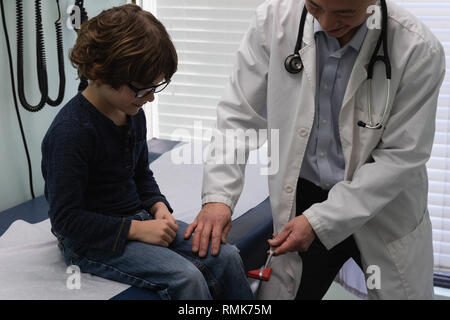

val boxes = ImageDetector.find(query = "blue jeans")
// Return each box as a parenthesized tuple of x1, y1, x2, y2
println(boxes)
(56, 211, 254, 300)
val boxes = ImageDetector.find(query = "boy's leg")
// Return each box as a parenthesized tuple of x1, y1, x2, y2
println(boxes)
(58, 227, 212, 300)
(171, 220, 254, 300)
(58, 213, 253, 300)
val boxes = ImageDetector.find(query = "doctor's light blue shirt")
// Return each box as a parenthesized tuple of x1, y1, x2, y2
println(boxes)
(299, 20, 368, 190)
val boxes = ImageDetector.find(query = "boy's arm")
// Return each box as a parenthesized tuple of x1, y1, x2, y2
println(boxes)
(42, 122, 131, 253)
(134, 116, 173, 214)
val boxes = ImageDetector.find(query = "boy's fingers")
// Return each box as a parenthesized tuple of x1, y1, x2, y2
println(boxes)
(160, 240, 169, 248)
(168, 220, 178, 233)
(162, 233, 173, 244)
(167, 215, 178, 227)
(166, 225, 177, 240)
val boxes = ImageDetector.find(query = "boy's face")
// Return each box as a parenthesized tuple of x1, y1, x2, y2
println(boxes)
(98, 75, 165, 116)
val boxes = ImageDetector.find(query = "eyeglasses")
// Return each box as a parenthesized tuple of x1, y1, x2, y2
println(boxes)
(127, 80, 171, 98)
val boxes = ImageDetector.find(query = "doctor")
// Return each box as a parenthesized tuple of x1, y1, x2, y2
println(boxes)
(184, 0, 445, 299)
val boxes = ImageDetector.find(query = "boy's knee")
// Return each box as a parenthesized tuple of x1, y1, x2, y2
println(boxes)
(217, 243, 243, 266)
(176, 262, 206, 286)
(174, 263, 211, 298)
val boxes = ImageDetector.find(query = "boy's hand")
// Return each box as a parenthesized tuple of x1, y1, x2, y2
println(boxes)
(128, 219, 178, 247)
(127, 202, 179, 247)
(151, 202, 177, 227)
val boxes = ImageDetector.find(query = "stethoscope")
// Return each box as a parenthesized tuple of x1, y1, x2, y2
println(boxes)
(285, 0, 392, 130)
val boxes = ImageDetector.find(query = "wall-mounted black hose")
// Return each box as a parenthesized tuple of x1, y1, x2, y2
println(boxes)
(16, 0, 48, 112)
(16, 0, 66, 112)
(74, 0, 89, 92)
(0, 0, 67, 199)
(47, 0, 66, 106)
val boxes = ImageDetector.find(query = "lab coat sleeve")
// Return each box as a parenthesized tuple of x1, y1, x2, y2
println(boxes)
(303, 42, 446, 249)
(202, 12, 269, 212)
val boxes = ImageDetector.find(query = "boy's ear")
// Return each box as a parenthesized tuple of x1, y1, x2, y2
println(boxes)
(93, 78, 104, 85)
(90, 79, 101, 87)
(89, 63, 103, 81)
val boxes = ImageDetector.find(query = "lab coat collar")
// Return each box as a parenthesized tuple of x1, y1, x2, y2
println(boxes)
(298, 12, 317, 94)
(300, 10, 315, 47)
(342, 24, 382, 108)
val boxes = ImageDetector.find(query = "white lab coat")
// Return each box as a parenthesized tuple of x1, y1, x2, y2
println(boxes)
(202, 0, 446, 299)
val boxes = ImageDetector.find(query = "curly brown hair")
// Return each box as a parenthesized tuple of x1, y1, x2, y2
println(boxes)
(70, 4, 177, 90)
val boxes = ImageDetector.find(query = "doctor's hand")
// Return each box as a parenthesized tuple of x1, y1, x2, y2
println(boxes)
(184, 202, 232, 257)
(268, 215, 316, 256)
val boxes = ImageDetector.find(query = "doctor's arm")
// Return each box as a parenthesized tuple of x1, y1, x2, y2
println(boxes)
(184, 13, 270, 257)
(272, 42, 446, 254)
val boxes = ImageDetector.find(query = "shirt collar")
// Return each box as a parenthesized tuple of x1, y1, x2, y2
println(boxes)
(314, 19, 368, 53)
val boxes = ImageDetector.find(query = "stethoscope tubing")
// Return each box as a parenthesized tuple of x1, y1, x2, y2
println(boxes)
(286, 0, 391, 130)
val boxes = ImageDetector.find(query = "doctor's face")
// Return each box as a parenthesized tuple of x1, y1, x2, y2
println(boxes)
(306, 0, 376, 45)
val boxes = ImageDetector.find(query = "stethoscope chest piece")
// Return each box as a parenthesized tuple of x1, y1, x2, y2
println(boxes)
(285, 53, 303, 74)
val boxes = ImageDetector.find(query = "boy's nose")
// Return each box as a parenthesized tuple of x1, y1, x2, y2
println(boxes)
(142, 93, 155, 103)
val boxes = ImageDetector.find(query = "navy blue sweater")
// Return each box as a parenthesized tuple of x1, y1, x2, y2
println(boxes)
(41, 93, 172, 253)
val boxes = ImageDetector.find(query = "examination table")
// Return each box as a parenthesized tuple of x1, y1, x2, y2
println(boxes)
(0, 138, 273, 300)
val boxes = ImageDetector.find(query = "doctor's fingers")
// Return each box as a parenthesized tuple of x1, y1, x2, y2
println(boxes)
(272, 240, 290, 256)
(190, 221, 204, 253)
(210, 225, 225, 256)
(197, 222, 213, 258)
(221, 220, 232, 244)
(268, 226, 291, 248)
(184, 220, 198, 239)
(272, 230, 306, 255)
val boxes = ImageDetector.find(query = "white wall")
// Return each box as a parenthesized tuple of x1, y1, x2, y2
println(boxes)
(0, 0, 128, 212)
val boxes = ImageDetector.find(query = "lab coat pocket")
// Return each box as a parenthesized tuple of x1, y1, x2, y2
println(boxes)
(352, 107, 384, 164)
(386, 212, 434, 299)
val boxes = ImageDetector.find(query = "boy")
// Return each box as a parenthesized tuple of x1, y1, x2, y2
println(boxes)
(41, 4, 253, 300)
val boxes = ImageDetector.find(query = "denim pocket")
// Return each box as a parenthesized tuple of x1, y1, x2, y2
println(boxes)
(131, 210, 152, 221)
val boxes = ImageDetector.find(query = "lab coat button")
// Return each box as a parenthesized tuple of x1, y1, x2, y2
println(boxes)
(299, 128, 309, 137)
(285, 185, 294, 193)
